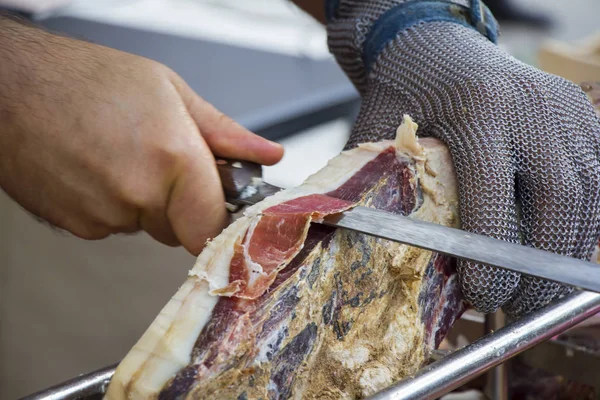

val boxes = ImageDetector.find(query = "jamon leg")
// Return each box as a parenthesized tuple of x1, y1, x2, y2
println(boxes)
(106, 116, 464, 399)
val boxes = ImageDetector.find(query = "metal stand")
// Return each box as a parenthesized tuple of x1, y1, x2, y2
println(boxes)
(367, 291, 600, 400)
(484, 311, 508, 400)
(22, 292, 600, 400)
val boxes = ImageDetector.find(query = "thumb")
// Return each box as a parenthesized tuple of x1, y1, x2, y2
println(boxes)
(170, 73, 284, 166)
(166, 137, 229, 256)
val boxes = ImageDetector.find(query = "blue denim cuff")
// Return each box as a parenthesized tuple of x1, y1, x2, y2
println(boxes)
(325, 0, 340, 22)
(325, 0, 499, 73)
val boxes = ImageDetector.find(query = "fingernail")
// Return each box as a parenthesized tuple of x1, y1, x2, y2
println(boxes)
(267, 140, 283, 150)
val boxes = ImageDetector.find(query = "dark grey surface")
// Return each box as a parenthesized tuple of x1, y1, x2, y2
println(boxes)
(37, 17, 360, 140)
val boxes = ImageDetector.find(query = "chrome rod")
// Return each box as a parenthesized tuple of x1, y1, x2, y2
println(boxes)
(484, 311, 508, 400)
(367, 291, 600, 400)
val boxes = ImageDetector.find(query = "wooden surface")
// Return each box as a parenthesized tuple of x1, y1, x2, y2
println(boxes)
(538, 34, 600, 84)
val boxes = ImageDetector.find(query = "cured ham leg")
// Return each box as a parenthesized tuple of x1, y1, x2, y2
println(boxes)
(105, 116, 465, 399)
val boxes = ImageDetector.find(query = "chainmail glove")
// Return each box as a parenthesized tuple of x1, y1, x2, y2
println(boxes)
(326, 0, 600, 318)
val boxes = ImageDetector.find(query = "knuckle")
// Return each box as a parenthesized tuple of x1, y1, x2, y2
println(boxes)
(117, 141, 196, 211)
(113, 179, 150, 211)
(152, 136, 196, 174)
(153, 62, 185, 91)
(100, 212, 138, 233)
(118, 181, 161, 213)
(79, 200, 139, 234)
(213, 109, 236, 128)
(145, 59, 173, 79)
(139, 60, 181, 95)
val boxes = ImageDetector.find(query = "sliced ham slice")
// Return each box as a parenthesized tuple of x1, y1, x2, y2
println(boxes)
(224, 194, 354, 299)
(105, 115, 464, 400)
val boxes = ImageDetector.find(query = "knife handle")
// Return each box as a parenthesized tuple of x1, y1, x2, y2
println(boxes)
(215, 158, 263, 206)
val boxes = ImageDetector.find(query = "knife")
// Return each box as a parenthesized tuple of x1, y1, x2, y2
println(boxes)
(216, 158, 600, 294)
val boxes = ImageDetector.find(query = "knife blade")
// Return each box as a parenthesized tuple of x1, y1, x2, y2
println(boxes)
(324, 207, 600, 294)
(216, 158, 600, 294)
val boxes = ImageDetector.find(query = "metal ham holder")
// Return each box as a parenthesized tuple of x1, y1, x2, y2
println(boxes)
(21, 291, 600, 400)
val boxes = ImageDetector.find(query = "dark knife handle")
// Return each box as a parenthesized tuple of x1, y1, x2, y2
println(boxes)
(215, 158, 263, 206)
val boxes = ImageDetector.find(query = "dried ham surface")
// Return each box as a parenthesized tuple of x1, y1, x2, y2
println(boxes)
(105, 117, 465, 400)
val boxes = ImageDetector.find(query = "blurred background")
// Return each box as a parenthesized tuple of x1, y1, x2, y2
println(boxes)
(0, 0, 598, 398)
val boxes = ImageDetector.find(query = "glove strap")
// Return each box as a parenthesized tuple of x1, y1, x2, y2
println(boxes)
(326, 0, 499, 73)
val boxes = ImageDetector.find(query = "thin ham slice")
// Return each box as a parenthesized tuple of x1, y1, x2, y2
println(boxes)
(225, 194, 354, 299)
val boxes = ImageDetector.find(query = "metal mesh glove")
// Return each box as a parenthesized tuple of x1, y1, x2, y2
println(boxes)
(327, 0, 600, 318)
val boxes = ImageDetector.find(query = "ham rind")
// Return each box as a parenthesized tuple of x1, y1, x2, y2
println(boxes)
(105, 116, 464, 400)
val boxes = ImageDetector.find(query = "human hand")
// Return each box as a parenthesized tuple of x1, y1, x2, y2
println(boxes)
(327, 1, 600, 318)
(0, 17, 283, 255)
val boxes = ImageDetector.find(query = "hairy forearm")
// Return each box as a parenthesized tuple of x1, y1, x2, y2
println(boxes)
(0, 14, 70, 112)
(0, 15, 43, 176)
(291, 0, 326, 24)
(0, 14, 82, 158)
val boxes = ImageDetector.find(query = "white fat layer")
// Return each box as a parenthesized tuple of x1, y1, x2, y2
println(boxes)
(329, 344, 370, 370)
(395, 115, 424, 159)
(190, 217, 252, 291)
(243, 218, 267, 288)
(105, 279, 217, 400)
(106, 116, 450, 399)
(256, 327, 285, 363)
(104, 279, 197, 400)
(128, 281, 217, 398)
(359, 366, 393, 397)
